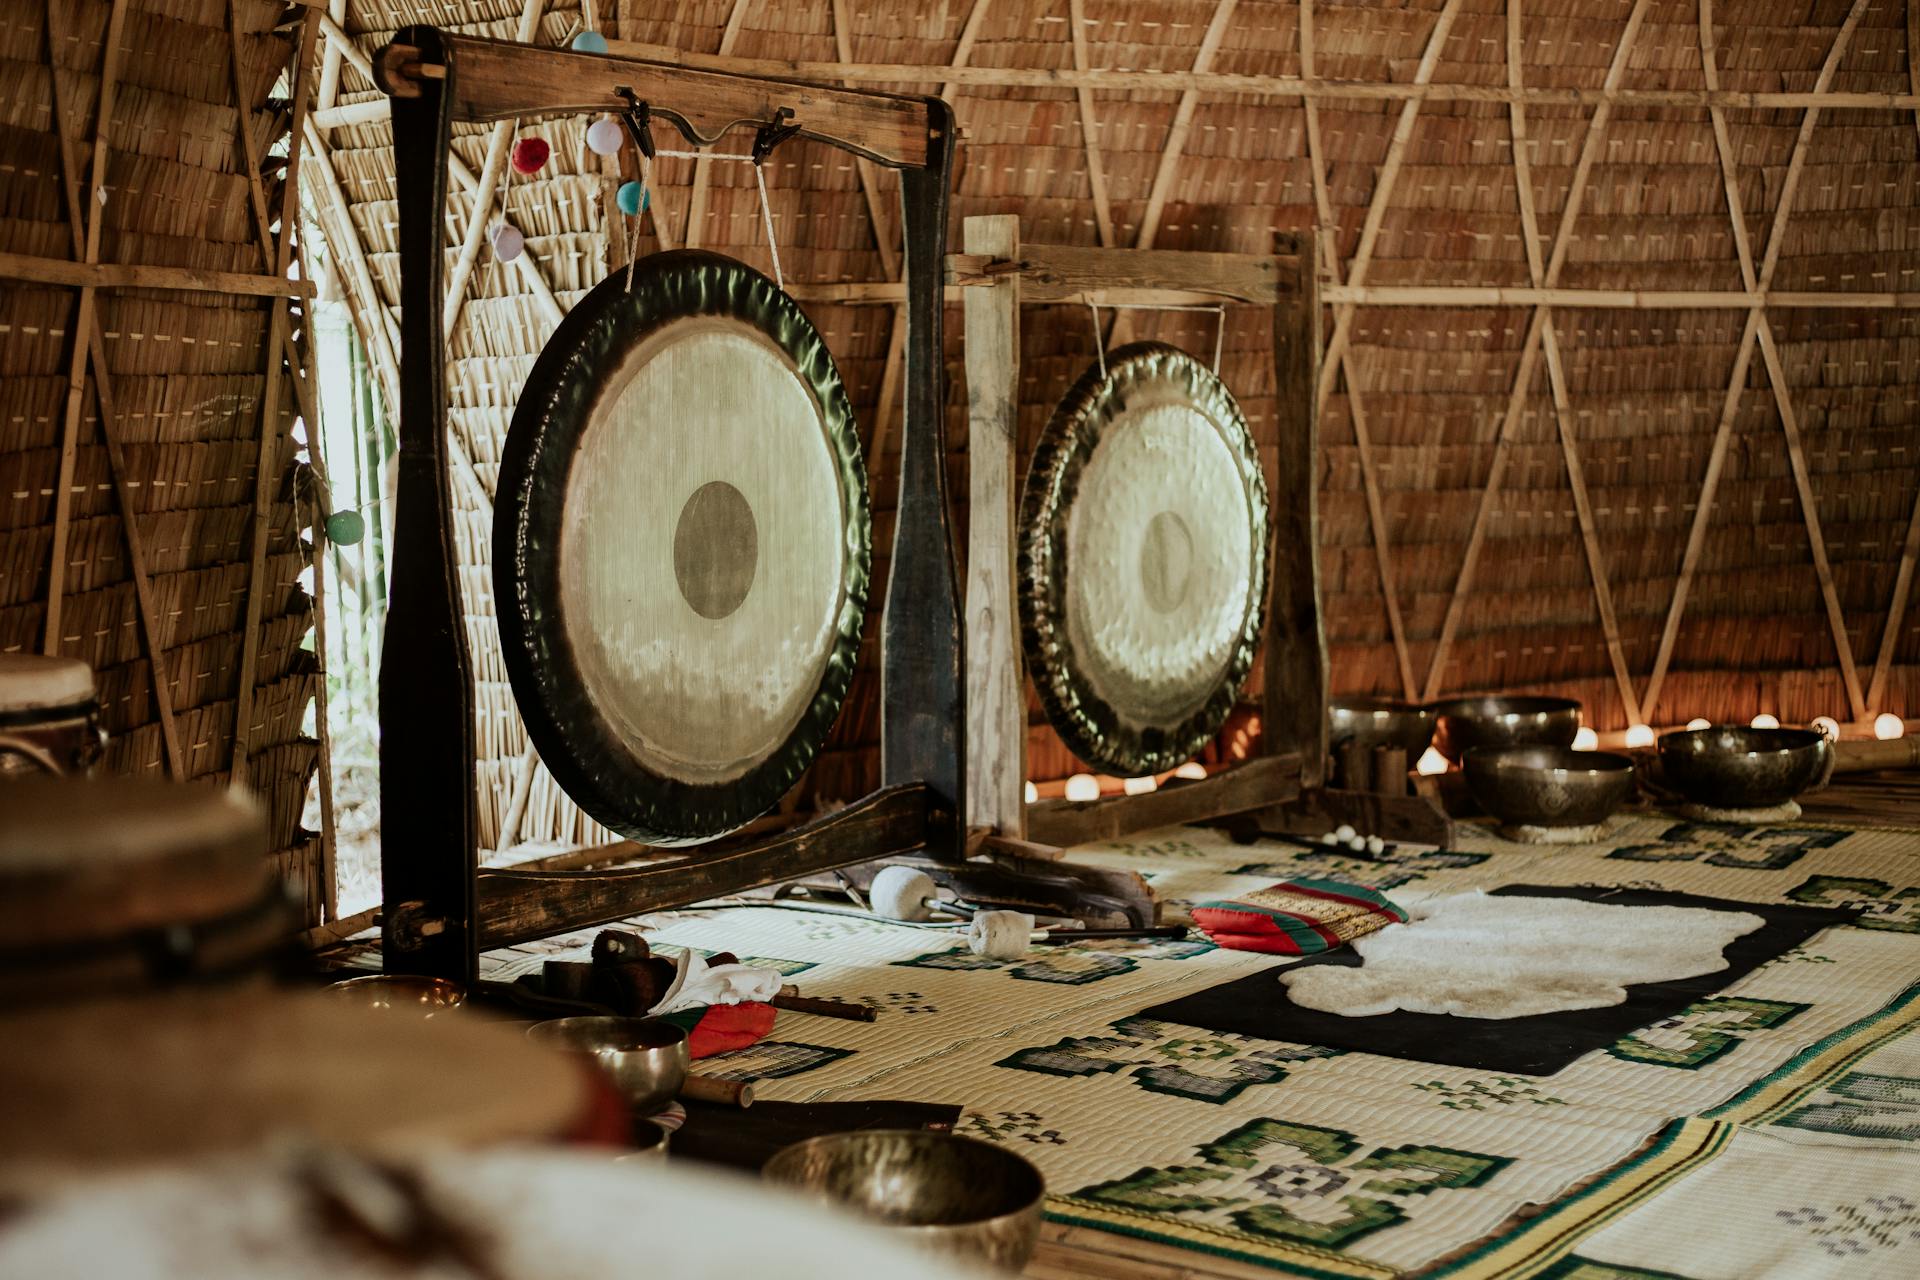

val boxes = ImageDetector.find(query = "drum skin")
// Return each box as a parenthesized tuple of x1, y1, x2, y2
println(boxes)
(496, 251, 870, 844)
(1019, 343, 1270, 776)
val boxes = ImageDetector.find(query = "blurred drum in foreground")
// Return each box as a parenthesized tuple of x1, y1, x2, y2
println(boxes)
(0, 653, 105, 778)
(0, 778, 286, 1007)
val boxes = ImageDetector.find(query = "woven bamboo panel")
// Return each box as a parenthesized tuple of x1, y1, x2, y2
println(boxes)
(0, 0, 321, 911)
(313, 0, 1918, 833)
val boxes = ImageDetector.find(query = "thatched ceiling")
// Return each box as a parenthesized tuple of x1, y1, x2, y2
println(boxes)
(307, 0, 1919, 835)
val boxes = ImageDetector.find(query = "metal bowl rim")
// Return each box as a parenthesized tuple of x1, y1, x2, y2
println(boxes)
(1463, 746, 1634, 776)
(524, 1015, 691, 1054)
(1657, 726, 1827, 757)
(762, 1128, 1048, 1222)
(1428, 695, 1583, 717)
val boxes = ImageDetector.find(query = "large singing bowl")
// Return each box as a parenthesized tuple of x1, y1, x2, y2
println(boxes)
(1464, 746, 1635, 828)
(1328, 698, 1435, 756)
(1430, 695, 1582, 764)
(1658, 727, 1831, 809)
(763, 1130, 1044, 1272)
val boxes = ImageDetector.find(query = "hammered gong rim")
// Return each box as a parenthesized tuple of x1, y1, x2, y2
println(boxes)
(495, 251, 870, 845)
(1018, 342, 1269, 775)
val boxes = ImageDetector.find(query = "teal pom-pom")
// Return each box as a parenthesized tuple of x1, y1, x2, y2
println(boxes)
(326, 510, 366, 546)
(616, 181, 650, 216)
(570, 30, 608, 54)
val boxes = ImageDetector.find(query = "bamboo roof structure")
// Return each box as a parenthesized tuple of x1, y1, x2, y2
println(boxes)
(307, 0, 1919, 844)
(0, 0, 327, 913)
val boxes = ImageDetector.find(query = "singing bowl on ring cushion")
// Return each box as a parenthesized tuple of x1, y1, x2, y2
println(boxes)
(1429, 694, 1582, 764)
(1328, 697, 1435, 755)
(494, 251, 869, 844)
(1463, 746, 1635, 828)
(1657, 726, 1832, 809)
(1018, 343, 1269, 775)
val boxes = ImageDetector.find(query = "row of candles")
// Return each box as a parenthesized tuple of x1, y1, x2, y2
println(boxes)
(1033, 712, 1910, 800)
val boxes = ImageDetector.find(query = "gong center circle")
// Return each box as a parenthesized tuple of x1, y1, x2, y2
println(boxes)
(673, 480, 759, 620)
(1139, 510, 1195, 614)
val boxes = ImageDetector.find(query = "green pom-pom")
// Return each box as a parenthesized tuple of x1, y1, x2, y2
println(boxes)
(616, 181, 650, 216)
(326, 509, 366, 546)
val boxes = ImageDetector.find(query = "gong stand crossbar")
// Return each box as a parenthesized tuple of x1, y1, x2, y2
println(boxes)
(376, 30, 964, 981)
(956, 218, 1453, 851)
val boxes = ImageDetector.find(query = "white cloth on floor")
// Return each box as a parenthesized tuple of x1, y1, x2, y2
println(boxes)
(646, 950, 783, 1016)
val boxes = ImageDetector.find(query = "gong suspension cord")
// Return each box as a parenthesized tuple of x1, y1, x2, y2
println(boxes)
(651, 148, 786, 292)
(1085, 301, 1230, 376)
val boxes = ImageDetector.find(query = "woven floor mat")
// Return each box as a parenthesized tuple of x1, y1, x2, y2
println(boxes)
(471, 814, 1920, 1277)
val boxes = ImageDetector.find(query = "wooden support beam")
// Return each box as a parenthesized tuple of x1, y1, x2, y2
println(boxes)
(947, 244, 1300, 304)
(1422, 0, 1648, 703)
(325, 43, 1920, 120)
(1301, 0, 1415, 700)
(1026, 755, 1302, 848)
(961, 215, 1025, 837)
(1314, 0, 1466, 416)
(392, 32, 935, 167)
(1506, 0, 1641, 725)
(43, 0, 129, 659)
(0, 251, 314, 299)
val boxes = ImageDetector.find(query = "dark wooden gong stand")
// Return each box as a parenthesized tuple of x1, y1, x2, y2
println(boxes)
(374, 31, 1151, 982)
(948, 216, 1455, 853)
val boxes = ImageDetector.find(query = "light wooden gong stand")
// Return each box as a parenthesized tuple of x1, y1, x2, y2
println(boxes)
(952, 215, 1456, 853)
(374, 33, 1152, 982)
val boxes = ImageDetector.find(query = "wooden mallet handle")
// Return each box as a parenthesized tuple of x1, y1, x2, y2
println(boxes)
(679, 1074, 754, 1108)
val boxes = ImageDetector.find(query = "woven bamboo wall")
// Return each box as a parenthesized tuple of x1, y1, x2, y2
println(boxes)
(312, 0, 1919, 837)
(0, 0, 324, 910)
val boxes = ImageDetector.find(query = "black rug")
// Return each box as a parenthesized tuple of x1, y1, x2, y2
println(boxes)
(1139, 885, 1857, 1076)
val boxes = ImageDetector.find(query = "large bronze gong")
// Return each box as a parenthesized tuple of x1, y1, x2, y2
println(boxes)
(1019, 342, 1269, 776)
(496, 251, 870, 845)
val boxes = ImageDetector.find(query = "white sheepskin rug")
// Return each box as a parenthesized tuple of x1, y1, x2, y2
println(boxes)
(1279, 891, 1765, 1019)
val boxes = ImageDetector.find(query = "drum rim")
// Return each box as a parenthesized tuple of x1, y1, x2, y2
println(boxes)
(495, 250, 870, 845)
(1018, 342, 1270, 775)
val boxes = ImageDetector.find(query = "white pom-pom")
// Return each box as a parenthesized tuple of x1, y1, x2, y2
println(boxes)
(1365, 835, 1385, 855)
(1334, 823, 1357, 843)
(868, 865, 938, 922)
(586, 117, 625, 156)
(1347, 836, 1367, 852)
(1319, 831, 1341, 846)
(968, 910, 1037, 960)
(489, 222, 524, 262)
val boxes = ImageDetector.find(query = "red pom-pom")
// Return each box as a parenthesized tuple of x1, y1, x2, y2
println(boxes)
(511, 137, 550, 174)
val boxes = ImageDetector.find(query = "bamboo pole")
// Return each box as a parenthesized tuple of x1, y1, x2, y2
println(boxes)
(1421, 0, 1650, 703)
(1107, 0, 1237, 346)
(682, 0, 752, 250)
(1506, 0, 1641, 725)
(43, 0, 129, 658)
(1301, 0, 1416, 700)
(1642, 0, 1871, 721)
(1066, 0, 1115, 249)
(232, 6, 320, 787)
(1312, 0, 1465, 415)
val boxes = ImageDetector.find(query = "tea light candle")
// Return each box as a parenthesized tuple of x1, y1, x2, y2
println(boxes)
(1415, 746, 1449, 776)
(1623, 724, 1655, 749)
(1064, 773, 1100, 803)
(1123, 776, 1157, 796)
(1572, 727, 1600, 750)
(1686, 718, 1711, 731)
(1874, 713, 1906, 741)
(1810, 716, 1840, 740)
(1173, 761, 1208, 780)
(1751, 713, 1781, 729)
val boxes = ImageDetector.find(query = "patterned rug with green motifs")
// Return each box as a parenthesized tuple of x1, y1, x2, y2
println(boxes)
(461, 813, 1920, 1277)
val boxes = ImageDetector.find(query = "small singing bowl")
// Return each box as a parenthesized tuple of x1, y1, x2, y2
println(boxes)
(1464, 746, 1635, 828)
(763, 1130, 1045, 1273)
(526, 1016, 690, 1114)
(1430, 695, 1582, 764)
(1328, 698, 1436, 756)
(321, 974, 466, 1014)
(613, 1118, 671, 1162)
(1658, 726, 1831, 809)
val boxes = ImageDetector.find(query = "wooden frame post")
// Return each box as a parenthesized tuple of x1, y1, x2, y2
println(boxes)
(962, 215, 1025, 837)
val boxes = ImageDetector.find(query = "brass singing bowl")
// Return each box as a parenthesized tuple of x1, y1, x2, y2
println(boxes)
(1658, 726, 1832, 809)
(763, 1130, 1046, 1272)
(526, 1016, 690, 1114)
(1464, 746, 1635, 828)
(1430, 695, 1582, 764)
(321, 974, 466, 1014)
(1328, 697, 1435, 755)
